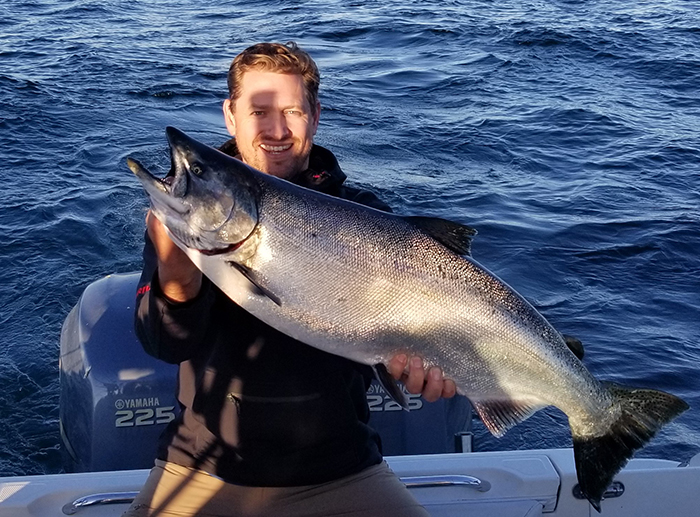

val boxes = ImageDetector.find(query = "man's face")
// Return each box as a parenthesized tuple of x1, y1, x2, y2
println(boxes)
(224, 70, 320, 180)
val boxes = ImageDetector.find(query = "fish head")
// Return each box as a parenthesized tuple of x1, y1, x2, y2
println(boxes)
(128, 127, 259, 254)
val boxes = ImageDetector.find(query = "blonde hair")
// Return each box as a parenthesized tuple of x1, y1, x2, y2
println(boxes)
(227, 42, 320, 114)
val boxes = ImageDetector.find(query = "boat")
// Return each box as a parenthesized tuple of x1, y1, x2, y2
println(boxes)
(1, 273, 699, 516)
(3, 448, 700, 516)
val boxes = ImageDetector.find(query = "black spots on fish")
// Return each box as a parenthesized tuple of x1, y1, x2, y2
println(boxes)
(435, 262, 450, 279)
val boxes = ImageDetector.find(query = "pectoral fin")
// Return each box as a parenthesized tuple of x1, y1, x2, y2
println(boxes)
(372, 363, 409, 410)
(227, 262, 282, 307)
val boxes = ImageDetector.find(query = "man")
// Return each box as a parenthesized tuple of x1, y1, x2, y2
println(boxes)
(124, 42, 455, 517)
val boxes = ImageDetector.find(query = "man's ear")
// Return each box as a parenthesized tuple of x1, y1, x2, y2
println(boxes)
(223, 99, 236, 136)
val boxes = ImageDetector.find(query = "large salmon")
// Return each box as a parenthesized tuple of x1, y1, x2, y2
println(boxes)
(128, 127, 688, 512)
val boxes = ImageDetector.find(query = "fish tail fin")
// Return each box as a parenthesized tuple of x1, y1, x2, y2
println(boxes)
(571, 383, 688, 513)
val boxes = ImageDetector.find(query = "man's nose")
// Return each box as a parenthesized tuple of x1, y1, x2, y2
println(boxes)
(265, 113, 292, 140)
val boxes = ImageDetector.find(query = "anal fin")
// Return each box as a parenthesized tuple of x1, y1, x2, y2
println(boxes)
(472, 399, 543, 438)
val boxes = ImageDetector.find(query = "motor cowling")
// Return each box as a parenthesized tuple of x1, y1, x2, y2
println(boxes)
(59, 273, 179, 472)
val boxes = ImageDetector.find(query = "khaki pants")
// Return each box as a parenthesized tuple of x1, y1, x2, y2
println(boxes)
(122, 460, 430, 517)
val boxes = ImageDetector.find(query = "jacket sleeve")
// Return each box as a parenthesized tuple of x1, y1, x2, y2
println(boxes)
(133, 231, 216, 364)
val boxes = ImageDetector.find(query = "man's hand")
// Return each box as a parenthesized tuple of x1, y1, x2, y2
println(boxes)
(387, 354, 457, 402)
(146, 211, 202, 302)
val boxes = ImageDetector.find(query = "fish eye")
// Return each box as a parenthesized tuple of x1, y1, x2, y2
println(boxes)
(190, 163, 203, 176)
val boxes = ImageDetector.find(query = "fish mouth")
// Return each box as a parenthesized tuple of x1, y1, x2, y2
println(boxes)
(127, 157, 188, 215)
(158, 222, 244, 257)
(196, 241, 247, 256)
(127, 157, 165, 191)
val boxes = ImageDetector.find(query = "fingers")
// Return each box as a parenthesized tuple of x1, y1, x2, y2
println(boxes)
(387, 354, 409, 380)
(387, 354, 456, 402)
(404, 356, 429, 396)
(416, 363, 456, 402)
(440, 377, 457, 400)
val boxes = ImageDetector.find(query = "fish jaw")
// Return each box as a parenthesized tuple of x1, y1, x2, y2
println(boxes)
(127, 128, 261, 254)
(127, 156, 188, 215)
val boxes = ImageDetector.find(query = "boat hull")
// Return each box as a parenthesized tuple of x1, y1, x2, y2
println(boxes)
(2, 448, 699, 517)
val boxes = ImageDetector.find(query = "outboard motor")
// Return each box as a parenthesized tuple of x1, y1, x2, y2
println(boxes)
(60, 273, 471, 473)
(59, 273, 179, 472)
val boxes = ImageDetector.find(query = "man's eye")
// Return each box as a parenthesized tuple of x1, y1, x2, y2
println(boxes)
(252, 111, 264, 116)
(285, 110, 301, 116)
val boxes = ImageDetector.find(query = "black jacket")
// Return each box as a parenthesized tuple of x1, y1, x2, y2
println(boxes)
(135, 141, 390, 486)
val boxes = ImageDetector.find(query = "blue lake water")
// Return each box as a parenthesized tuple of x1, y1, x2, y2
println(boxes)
(1, 0, 699, 476)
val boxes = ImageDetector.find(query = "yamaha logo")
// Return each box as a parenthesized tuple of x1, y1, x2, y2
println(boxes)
(114, 397, 161, 410)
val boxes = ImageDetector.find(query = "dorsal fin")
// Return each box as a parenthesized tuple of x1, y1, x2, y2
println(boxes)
(372, 363, 409, 410)
(404, 216, 477, 256)
(471, 399, 544, 438)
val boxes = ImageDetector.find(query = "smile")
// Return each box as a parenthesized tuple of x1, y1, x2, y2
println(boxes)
(260, 143, 292, 153)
